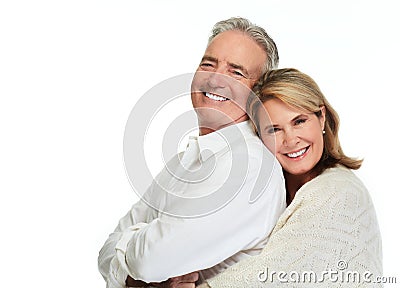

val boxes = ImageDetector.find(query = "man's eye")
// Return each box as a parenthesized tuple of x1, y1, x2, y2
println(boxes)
(200, 62, 214, 68)
(231, 70, 245, 78)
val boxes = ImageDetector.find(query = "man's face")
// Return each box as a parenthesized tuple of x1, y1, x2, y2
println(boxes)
(191, 30, 267, 134)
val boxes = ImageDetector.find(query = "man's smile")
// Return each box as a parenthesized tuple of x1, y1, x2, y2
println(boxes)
(203, 92, 229, 102)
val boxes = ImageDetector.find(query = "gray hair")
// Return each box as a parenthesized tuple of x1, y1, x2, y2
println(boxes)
(208, 17, 279, 73)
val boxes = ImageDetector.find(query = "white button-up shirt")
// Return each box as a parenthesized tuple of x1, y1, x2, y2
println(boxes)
(98, 120, 286, 287)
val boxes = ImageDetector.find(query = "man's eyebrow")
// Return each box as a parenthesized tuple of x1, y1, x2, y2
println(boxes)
(201, 55, 218, 63)
(228, 62, 249, 76)
(201, 56, 249, 75)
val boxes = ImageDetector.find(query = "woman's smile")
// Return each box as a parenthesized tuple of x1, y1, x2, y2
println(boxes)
(283, 145, 310, 160)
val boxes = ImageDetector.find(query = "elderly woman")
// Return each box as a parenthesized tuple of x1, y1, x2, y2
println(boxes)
(198, 68, 382, 287)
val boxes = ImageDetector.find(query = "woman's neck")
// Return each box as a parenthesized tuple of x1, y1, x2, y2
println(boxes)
(284, 169, 318, 205)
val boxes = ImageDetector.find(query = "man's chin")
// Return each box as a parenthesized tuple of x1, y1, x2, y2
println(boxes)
(197, 118, 239, 134)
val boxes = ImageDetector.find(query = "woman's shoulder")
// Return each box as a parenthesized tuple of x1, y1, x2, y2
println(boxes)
(277, 165, 381, 249)
(302, 166, 367, 196)
(291, 166, 374, 214)
(311, 165, 363, 186)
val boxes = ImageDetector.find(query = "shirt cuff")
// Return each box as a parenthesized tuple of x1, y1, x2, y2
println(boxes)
(107, 257, 128, 288)
(115, 223, 148, 283)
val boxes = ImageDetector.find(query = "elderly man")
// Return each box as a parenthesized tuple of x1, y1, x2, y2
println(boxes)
(98, 17, 285, 288)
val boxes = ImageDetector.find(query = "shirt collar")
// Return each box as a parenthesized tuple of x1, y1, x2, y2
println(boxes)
(196, 120, 256, 161)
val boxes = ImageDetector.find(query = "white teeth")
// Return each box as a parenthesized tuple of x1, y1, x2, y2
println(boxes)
(205, 92, 228, 101)
(287, 148, 307, 158)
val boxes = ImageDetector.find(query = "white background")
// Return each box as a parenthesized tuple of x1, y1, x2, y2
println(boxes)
(0, 0, 399, 287)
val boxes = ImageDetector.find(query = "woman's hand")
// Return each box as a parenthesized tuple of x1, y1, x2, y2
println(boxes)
(126, 272, 199, 288)
(151, 272, 199, 288)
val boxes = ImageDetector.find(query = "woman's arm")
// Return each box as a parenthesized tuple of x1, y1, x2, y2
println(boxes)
(204, 168, 382, 287)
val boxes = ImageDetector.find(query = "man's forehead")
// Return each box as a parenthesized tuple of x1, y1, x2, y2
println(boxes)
(205, 32, 266, 75)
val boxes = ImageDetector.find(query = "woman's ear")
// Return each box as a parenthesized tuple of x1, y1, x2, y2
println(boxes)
(319, 105, 326, 130)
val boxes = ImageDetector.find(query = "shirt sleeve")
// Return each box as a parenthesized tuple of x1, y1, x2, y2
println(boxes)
(98, 195, 158, 287)
(114, 148, 286, 283)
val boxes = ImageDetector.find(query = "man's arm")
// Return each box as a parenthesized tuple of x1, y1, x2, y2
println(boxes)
(98, 198, 158, 287)
(98, 155, 185, 287)
(115, 152, 285, 283)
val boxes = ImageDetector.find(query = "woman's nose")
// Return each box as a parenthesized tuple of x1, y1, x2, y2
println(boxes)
(283, 129, 300, 147)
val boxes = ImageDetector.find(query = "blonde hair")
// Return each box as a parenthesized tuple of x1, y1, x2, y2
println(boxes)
(249, 68, 362, 173)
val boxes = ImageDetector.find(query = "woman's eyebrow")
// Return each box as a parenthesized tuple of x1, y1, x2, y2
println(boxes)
(291, 114, 308, 122)
(263, 123, 278, 131)
(263, 113, 308, 131)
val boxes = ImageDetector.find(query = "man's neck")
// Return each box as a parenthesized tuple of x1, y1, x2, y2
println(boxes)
(198, 115, 249, 136)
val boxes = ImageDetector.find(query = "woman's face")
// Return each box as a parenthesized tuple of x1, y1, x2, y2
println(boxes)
(259, 98, 326, 177)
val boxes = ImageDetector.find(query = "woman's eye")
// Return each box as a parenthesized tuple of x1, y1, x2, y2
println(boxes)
(294, 118, 306, 125)
(267, 127, 280, 134)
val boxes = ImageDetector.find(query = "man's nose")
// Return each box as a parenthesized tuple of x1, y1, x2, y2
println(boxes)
(207, 71, 228, 89)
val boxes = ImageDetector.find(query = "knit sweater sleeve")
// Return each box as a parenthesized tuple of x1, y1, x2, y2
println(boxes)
(201, 167, 382, 288)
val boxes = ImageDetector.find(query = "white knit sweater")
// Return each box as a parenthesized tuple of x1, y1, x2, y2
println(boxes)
(199, 166, 382, 287)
